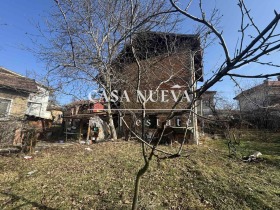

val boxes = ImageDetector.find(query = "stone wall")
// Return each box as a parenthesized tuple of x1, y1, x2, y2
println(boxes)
(0, 88, 29, 118)
(0, 120, 23, 147)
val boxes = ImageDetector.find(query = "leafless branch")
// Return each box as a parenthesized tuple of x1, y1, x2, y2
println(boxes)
(227, 72, 280, 78)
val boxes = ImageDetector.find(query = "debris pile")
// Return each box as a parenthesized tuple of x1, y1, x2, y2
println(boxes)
(243, 151, 262, 162)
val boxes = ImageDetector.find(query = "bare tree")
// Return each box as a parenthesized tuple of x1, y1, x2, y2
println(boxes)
(37, 0, 178, 140)
(113, 32, 203, 209)
(126, 1, 280, 208)
(170, 0, 280, 97)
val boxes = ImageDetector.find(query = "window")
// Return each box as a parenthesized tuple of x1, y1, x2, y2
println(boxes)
(26, 102, 42, 117)
(148, 115, 157, 129)
(0, 98, 11, 118)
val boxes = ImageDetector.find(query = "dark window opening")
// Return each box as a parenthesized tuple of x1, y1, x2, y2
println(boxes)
(149, 115, 157, 129)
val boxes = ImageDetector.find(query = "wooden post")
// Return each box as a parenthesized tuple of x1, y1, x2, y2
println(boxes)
(191, 51, 199, 145)
(79, 119, 83, 143)
(200, 99, 205, 137)
(65, 120, 68, 142)
(86, 119, 91, 144)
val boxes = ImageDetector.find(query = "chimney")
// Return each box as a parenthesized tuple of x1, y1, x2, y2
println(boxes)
(277, 76, 280, 81)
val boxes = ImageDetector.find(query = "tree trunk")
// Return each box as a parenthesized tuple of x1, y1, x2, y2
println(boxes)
(107, 103, 117, 140)
(132, 157, 150, 210)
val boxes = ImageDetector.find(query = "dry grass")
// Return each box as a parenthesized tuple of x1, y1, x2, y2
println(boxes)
(0, 138, 279, 209)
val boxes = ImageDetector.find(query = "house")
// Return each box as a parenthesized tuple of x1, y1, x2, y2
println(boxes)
(234, 77, 280, 111)
(111, 32, 206, 143)
(234, 77, 280, 129)
(0, 67, 37, 119)
(61, 32, 216, 143)
(0, 67, 52, 120)
(0, 67, 53, 145)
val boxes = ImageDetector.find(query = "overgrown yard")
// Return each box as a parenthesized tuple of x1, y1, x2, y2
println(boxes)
(0, 137, 279, 209)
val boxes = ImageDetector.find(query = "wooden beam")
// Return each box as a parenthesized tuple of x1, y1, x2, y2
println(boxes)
(86, 120, 91, 144)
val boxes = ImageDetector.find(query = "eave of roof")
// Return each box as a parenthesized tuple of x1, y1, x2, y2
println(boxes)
(0, 67, 52, 93)
(0, 71, 38, 93)
(233, 83, 265, 100)
(233, 79, 280, 100)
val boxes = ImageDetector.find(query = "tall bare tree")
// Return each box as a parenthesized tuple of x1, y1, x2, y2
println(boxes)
(126, 1, 280, 208)
(113, 32, 203, 209)
(38, 0, 178, 139)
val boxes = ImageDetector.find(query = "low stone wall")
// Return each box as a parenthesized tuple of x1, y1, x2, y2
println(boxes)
(0, 120, 23, 147)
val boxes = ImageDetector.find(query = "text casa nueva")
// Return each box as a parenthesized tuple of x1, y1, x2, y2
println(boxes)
(89, 89, 191, 103)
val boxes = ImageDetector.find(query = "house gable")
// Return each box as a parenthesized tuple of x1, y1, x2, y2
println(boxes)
(234, 79, 280, 111)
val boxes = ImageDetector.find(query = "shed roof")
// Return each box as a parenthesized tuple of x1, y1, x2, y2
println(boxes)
(65, 99, 104, 108)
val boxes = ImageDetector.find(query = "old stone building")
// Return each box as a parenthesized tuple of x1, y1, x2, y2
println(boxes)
(0, 67, 38, 119)
(0, 67, 53, 146)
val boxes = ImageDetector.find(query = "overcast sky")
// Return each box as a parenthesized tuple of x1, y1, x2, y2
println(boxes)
(0, 0, 280, 104)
